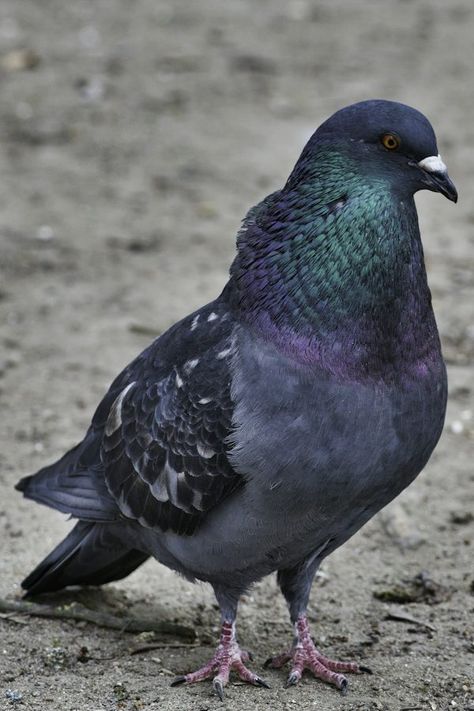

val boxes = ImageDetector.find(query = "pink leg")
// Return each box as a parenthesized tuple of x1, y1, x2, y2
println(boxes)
(265, 615, 371, 694)
(171, 621, 269, 700)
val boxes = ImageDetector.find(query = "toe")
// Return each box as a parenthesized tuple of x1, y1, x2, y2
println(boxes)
(313, 650, 360, 674)
(285, 669, 302, 687)
(240, 648, 253, 663)
(337, 676, 349, 695)
(213, 677, 225, 702)
(264, 650, 292, 669)
(170, 675, 186, 687)
(232, 659, 267, 687)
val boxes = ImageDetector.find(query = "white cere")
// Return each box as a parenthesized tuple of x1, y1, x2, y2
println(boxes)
(175, 372, 183, 388)
(199, 397, 212, 405)
(207, 312, 218, 322)
(191, 314, 200, 331)
(216, 347, 231, 360)
(418, 153, 447, 174)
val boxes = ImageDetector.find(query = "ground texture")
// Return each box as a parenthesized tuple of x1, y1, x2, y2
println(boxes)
(0, 1, 473, 710)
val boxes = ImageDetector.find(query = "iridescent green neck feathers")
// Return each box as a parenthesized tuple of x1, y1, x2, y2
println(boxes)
(229, 147, 441, 380)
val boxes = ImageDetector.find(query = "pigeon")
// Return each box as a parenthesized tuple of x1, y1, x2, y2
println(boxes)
(16, 100, 457, 699)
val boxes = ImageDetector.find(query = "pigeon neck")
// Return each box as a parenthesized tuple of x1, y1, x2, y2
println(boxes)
(229, 181, 441, 381)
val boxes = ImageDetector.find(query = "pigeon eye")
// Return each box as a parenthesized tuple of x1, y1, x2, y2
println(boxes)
(381, 133, 401, 151)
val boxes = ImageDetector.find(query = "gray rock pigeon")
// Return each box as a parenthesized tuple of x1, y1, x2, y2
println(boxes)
(16, 100, 456, 699)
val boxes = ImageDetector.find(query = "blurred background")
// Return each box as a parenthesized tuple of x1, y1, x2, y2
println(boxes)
(0, 1, 473, 710)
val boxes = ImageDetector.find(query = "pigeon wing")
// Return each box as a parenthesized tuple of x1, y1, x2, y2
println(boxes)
(101, 307, 241, 535)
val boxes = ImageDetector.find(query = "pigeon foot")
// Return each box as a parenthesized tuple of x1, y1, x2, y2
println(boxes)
(264, 615, 366, 693)
(171, 621, 269, 700)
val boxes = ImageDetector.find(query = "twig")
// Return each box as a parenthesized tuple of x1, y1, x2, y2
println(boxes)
(385, 610, 436, 632)
(0, 598, 196, 639)
(128, 323, 160, 337)
(0, 612, 29, 625)
(129, 642, 200, 655)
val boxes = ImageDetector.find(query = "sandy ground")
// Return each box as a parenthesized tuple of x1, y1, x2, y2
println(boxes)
(0, 1, 473, 709)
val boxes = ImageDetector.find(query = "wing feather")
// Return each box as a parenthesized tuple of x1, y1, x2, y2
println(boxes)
(101, 305, 242, 534)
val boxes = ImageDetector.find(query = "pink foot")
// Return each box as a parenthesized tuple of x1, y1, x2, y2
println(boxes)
(265, 615, 371, 694)
(171, 621, 270, 700)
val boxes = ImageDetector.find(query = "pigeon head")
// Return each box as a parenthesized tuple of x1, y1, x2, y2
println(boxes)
(290, 100, 457, 202)
(231, 99, 456, 377)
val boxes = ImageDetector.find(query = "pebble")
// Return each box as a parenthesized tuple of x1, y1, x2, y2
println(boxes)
(5, 689, 23, 703)
(36, 225, 55, 241)
(0, 48, 40, 71)
(450, 420, 464, 434)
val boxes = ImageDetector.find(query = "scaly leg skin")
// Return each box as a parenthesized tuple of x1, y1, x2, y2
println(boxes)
(171, 620, 270, 700)
(265, 615, 370, 693)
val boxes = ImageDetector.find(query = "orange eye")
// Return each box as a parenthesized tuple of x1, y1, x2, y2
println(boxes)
(381, 133, 401, 150)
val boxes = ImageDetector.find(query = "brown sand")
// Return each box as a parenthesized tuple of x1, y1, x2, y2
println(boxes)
(0, 1, 473, 709)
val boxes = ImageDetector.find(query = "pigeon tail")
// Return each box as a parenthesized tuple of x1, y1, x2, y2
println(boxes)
(16, 450, 119, 523)
(22, 521, 149, 597)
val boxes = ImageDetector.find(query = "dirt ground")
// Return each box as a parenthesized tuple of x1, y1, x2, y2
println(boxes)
(0, 1, 473, 709)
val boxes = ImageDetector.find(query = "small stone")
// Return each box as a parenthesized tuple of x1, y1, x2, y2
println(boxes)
(450, 420, 464, 434)
(36, 225, 55, 241)
(75, 76, 105, 102)
(43, 646, 68, 670)
(0, 48, 40, 71)
(5, 689, 23, 703)
(113, 682, 129, 702)
(450, 511, 474, 525)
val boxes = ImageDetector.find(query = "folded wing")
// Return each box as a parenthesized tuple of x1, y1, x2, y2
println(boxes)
(101, 309, 241, 535)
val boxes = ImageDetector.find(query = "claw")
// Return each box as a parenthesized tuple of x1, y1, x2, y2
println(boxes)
(213, 678, 225, 702)
(285, 671, 300, 688)
(173, 621, 262, 696)
(338, 677, 349, 696)
(263, 657, 273, 668)
(359, 665, 373, 675)
(170, 675, 186, 687)
(267, 615, 367, 693)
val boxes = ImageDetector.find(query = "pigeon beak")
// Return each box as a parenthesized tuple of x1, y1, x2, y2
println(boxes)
(417, 154, 458, 203)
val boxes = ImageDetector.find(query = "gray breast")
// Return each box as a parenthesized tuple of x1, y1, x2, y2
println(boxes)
(228, 326, 445, 539)
(157, 325, 446, 585)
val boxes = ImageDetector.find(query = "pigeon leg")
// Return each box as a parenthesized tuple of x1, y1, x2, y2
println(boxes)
(171, 620, 269, 698)
(266, 614, 364, 692)
(172, 586, 269, 699)
(265, 557, 368, 692)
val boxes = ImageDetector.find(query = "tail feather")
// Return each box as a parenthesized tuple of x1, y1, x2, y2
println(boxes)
(16, 430, 119, 522)
(22, 521, 149, 597)
(16, 468, 118, 522)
